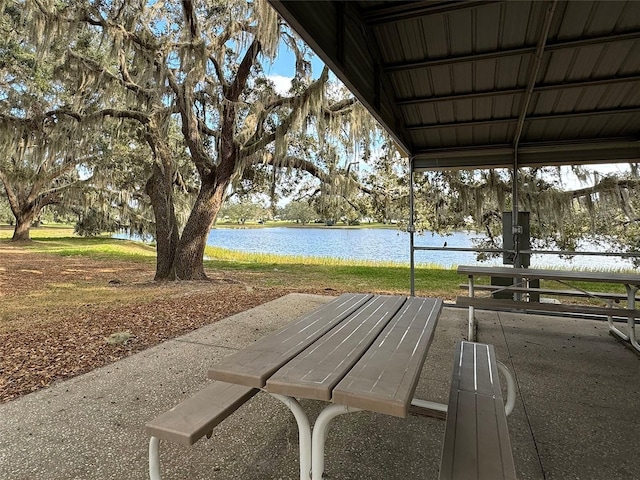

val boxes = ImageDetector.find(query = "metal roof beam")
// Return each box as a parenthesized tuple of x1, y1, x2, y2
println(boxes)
(514, 0, 556, 150)
(362, 1, 500, 26)
(412, 140, 640, 170)
(398, 87, 525, 105)
(396, 75, 640, 106)
(406, 107, 640, 131)
(384, 30, 640, 73)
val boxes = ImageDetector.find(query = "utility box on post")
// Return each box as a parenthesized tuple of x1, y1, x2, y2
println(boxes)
(493, 211, 539, 301)
(503, 211, 531, 268)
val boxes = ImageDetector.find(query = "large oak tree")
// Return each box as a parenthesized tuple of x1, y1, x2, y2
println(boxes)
(27, 0, 374, 279)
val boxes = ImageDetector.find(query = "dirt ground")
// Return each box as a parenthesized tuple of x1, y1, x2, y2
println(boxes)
(0, 247, 333, 403)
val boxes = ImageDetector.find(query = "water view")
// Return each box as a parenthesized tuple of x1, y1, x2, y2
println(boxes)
(206, 227, 633, 270)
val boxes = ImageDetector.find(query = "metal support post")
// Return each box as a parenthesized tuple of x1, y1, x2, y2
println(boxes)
(625, 284, 640, 351)
(468, 275, 476, 341)
(270, 394, 312, 480)
(409, 156, 416, 296)
(311, 404, 362, 480)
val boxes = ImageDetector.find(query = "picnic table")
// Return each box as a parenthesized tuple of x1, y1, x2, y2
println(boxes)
(457, 265, 640, 352)
(147, 293, 518, 480)
(208, 293, 443, 480)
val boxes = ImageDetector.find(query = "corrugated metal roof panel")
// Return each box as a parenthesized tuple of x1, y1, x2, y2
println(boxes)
(271, 0, 640, 168)
(618, 41, 640, 74)
(395, 19, 427, 62)
(617, 1, 640, 29)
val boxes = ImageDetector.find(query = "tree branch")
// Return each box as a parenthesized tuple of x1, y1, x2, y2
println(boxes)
(567, 178, 640, 199)
(239, 70, 330, 158)
(227, 39, 261, 101)
(67, 50, 156, 99)
(95, 109, 151, 125)
(0, 169, 20, 216)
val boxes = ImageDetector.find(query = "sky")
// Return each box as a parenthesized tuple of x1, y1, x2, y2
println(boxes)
(263, 42, 326, 94)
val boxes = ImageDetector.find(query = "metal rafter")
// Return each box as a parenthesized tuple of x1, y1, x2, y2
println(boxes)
(513, 1, 556, 151)
(412, 139, 640, 170)
(395, 75, 640, 106)
(405, 106, 640, 131)
(383, 30, 640, 73)
(361, 0, 501, 25)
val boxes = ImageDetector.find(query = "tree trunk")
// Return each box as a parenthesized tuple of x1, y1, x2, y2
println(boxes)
(12, 209, 35, 242)
(145, 163, 179, 280)
(175, 176, 228, 280)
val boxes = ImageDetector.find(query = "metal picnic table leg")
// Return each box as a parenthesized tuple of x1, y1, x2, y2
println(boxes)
(626, 284, 640, 352)
(608, 299, 629, 341)
(468, 274, 476, 341)
(270, 393, 312, 480)
(149, 437, 161, 480)
(270, 393, 365, 480)
(311, 404, 362, 480)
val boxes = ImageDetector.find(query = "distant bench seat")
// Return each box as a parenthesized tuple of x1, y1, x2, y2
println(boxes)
(458, 283, 640, 303)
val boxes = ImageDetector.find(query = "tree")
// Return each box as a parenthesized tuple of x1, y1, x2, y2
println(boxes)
(0, 2, 96, 240)
(411, 165, 640, 264)
(280, 200, 316, 224)
(363, 141, 410, 225)
(29, 0, 377, 280)
(0, 189, 12, 224)
(220, 198, 267, 224)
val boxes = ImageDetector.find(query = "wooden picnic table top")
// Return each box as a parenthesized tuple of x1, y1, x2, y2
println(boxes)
(209, 293, 443, 418)
(457, 265, 640, 286)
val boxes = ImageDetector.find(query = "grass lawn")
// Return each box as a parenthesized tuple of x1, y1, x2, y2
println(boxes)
(0, 224, 461, 298)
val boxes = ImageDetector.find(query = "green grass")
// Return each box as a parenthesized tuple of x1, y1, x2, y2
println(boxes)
(0, 225, 156, 262)
(206, 245, 442, 268)
(203, 246, 460, 296)
(203, 257, 459, 296)
(1, 224, 634, 299)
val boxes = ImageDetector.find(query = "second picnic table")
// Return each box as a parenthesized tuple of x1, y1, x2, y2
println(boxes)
(457, 265, 640, 352)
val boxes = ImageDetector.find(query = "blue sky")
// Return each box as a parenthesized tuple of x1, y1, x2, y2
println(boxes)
(263, 42, 326, 94)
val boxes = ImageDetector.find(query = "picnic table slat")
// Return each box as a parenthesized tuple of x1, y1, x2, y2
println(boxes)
(457, 340, 500, 396)
(457, 265, 640, 285)
(265, 296, 407, 400)
(331, 297, 443, 417)
(208, 293, 373, 388)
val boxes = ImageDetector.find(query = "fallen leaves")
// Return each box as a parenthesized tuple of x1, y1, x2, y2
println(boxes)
(0, 250, 285, 403)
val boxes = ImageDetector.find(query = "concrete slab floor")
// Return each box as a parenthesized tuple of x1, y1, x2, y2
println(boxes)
(0, 294, 638, 479)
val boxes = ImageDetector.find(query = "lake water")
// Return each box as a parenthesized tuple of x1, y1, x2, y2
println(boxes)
(207, 227, 634, 270)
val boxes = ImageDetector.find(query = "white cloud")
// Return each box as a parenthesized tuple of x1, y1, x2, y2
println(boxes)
(267, 75, 292, 95)
(559, 163, 632, 190)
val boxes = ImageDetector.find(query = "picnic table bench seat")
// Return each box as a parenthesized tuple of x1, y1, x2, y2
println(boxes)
(439, 341, 517, 480)
(457, 284, 640, 303)
(145, 382, 258, 479)
(457, 295, 640, 319)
